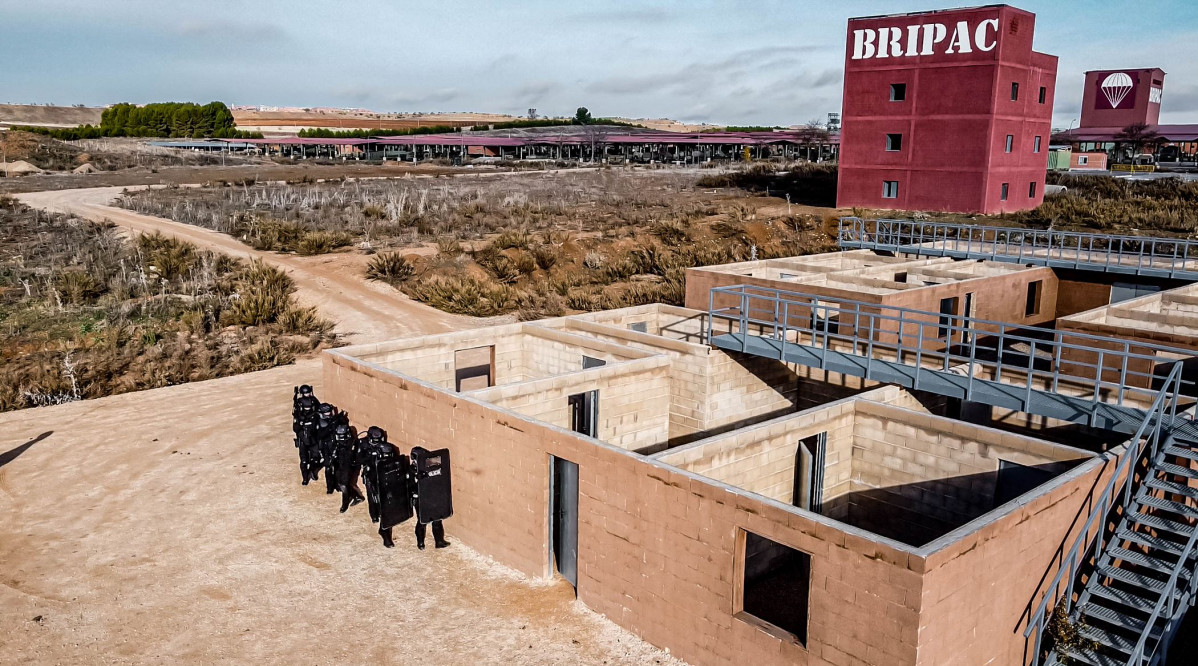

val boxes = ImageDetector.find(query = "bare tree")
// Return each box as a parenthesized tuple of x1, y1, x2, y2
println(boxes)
(1114, 122, 1161, 163)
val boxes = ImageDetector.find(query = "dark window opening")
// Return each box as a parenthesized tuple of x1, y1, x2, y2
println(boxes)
(1001, 183, 1009, 201)
(938, 297, 958, 339)
(582, 355, 606, 370)
(882, 180, 899, 199)
(1011, 82, 1020, 101)
(811, 299, 840, 334)
(1034, 136, 1042, 153)
(1026, 281, 1043, 317)
(1029, 181, 1038, 198)
(740, 531, 811, 645)
(885, 133, 903, 151)
(1005, 135, 1014, 153)
(1038, 86, 1047, 104)
(889, 83, 906, 102)
(568, 390, 598, 438)
(628, 321, 648, 334)
(894, 272, 908, 283)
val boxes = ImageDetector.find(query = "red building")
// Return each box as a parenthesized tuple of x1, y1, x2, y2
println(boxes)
(1079, 68, 1165, 129)
(836, 5, 1057, 214)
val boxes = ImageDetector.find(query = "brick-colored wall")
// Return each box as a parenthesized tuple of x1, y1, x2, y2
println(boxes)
(323, 350, 925, 666)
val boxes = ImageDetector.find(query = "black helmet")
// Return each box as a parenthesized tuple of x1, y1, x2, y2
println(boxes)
(298, 384, 314, 396)
(318, 403, 334, 416)
(366, 426, 384, 440)
(334, 424, 351, 437)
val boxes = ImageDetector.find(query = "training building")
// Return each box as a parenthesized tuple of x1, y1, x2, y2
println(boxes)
(324, 216, 1198, 666)
(836, 4, 1057, 214)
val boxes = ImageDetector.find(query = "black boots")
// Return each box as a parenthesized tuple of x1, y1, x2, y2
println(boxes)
(415, 521, 450, 550)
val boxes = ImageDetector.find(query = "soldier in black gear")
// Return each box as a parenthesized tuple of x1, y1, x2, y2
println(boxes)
(292, 385, 316, 444)
(411, 446, 452, 550)
(331, 424, 365, 512)
(358, 427, 413, 547)
(293, 394, 321, 485)
(316, 403, 348, 494)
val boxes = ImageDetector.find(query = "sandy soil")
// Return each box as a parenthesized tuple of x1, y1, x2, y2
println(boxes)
(16, 187, 476, 344)
(0, 360, 681, 665)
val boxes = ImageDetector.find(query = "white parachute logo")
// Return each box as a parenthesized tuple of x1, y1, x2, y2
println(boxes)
(1100, 72, 1134, 108)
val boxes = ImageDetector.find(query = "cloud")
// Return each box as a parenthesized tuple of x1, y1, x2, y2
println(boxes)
(563, 7, 683, 25)
(172, 19, 289, 42)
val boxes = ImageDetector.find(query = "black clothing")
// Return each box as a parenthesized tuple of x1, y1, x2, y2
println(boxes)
(316, 406, 348, 494)
(415, 520, 448, 550)
(293, 395, 321, 484)
(359, 430, 414, 545)
(332, 427, 364, 512)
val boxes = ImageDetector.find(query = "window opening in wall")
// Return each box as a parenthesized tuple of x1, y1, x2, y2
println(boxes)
(1011, 82, 1019, 100)
(549, 455, 579, 590)
(1001, 183, 1010, 201)
(568, 390, 598, 438)
(889, 83, 906, 101)
(1034, 136, 1042, 153)
(792, 432, 827, 513)
(454, 345, 495, 392)
(582, 355, 606, 370)
(1005, 134, 1014, 153)
(1078, 155, 1089, 165)
(1029, 181, 1038, 198)
(938, 297, 958, 339)
(738, 531, 811, 645)
(885, 133, 903, 151)
(882, 180, 899, 199)
(1026, 280, 1043, 317)
(894, 272, 907, 283)
(811, 299, 840, 335)
(628, 321, 648, 334)
(962, 292, 975, 344)
(1039, 86, 1047, 104)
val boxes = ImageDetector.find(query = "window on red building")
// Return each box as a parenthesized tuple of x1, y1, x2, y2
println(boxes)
(1038, 87, 1047, 104)
(1001, 183, 1009, 201)
(1030, 182, 1037, 198)
(889, 83, 906, 102)
(1034, 136, 1042, 153)
(1011, 82, 1019, 101)
(882, 181, 899, 199)
(1005, 135, 1014, 153)
(885, 134, 903, 151)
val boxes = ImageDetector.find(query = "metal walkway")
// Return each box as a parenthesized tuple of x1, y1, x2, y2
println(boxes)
(705, 285, 1198, 665)
(838, 218, 1198, 281)
(706, 285, 1194, 433)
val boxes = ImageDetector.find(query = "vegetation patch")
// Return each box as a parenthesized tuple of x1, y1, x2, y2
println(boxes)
(0, 197, 336, 412)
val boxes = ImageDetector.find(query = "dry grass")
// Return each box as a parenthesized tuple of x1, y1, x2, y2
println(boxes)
(0, 197, 336, 412)
(118, 169, 839, 317)
(1013, 173, 1198, 234)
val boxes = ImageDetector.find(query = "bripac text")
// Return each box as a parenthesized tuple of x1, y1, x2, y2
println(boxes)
(852, 19, 1000, 59)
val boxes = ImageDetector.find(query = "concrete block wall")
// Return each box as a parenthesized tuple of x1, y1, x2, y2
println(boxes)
(350, 323, 527, 388)
(470, 357, 673, 452)
(846, 402, 1089, 546)
(656, 401, 856, 505)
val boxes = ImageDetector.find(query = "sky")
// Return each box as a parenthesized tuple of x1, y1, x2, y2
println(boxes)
(3, 0, 1198, 128)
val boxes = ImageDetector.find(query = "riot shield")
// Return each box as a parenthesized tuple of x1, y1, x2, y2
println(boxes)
(378, 454, 414, 530)
(412, 448, 453, 523)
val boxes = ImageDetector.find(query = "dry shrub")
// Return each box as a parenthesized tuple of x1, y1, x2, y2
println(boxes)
(403, 275, 512, 316)
(531, 244, 559, 270)
(296, 230, 352, 256)
(365, 252, 415, 284)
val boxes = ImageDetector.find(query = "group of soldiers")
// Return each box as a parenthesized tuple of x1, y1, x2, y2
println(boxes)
(291, 385, 452, 549)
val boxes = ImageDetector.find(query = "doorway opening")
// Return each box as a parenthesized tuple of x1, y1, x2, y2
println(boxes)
(568, 390, 598, 438)
(549, 456, 579, 590)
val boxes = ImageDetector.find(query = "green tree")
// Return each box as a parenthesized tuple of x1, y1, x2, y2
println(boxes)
(574, 107, 593, 125)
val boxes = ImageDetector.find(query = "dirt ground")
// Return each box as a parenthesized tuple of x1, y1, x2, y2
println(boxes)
(0, 360, 681, 665)
(16, 187, 479, 344)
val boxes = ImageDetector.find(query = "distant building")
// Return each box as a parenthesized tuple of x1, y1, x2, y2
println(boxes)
(1079, 68, 1166, 129)
(836, 4, 1057, 214)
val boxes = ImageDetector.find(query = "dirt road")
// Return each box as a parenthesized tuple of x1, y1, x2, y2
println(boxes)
(0, 361, 679, 665)
(17, 187, 474, 344)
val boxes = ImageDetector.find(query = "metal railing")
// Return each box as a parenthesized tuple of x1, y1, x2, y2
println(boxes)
(706, 285, 1195, 420)
(838, 218, 1198, 279)
(1135, 523, 1198, 666)
(1022, 362, 1184, 664)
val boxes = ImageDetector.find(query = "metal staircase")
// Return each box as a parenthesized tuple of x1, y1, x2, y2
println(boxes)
(1037, 398, 1198, 666)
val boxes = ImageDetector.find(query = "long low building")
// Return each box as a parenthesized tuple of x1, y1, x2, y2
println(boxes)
(151, 129, 840, 164)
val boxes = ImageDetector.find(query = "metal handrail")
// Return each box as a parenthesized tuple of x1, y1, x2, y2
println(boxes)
(838, 218, 1198, 276)
(1128, 526, 1198, 665)
(707, 285, 1197, 404)
(1022, 362, 1183, 663)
